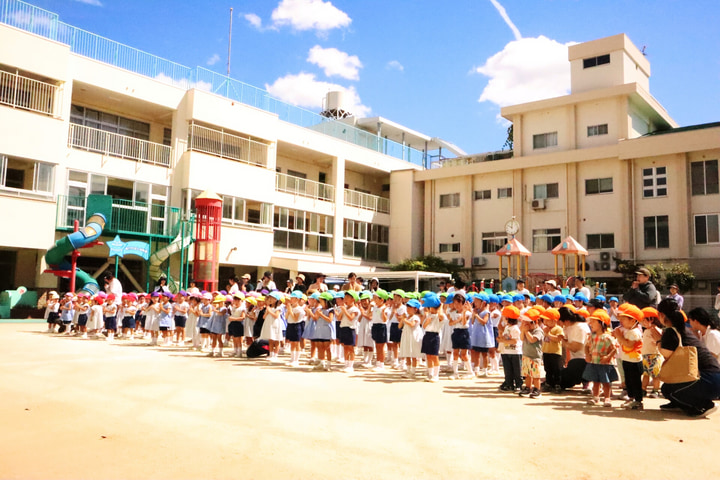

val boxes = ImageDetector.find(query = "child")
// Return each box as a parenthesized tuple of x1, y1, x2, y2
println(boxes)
(158, 292, 175, 346)
(387, 290, 407, 369)
(613, 304, 644, 410)
(519, 308, 545, 398)
(227, 293, 247, 357)
(356, 292, 375, 368)
(135, 294, 148, 338)
(75, 293, 90, 338)
(331, 293, 345, 363)
(196, 292, 213, 351)
(60, 293, 75, 335)
(45, 291, 60, 332)
(338, 291, 361, 373)
(207, 294, 228, 357)
(370, 290, 390, 371)
(470, 294, 494, 377)
(448, 293, 473, 379)
(640, 307, 664, 398)
(421, 293, 443, 382)
(173, 292, 189, 345)
(399, 298, 424, 378)
(540, 308, 563, 393)
(101, 294, 117, 341)
(244, 296, 257, 348)
(285, 291, 305, 366)
(497, 305, 522, 391)
(121, 294, 137, 340)
(311, 292, 335, 371)
(186, 294, 201, 350)
(439, 293, 454, 371)
(582, 309, 618, 407)
(88, 294, 104, 337)
(261, 292, 285, 362)
(303, 293, 320, 365)
(487, 295, 502, 375)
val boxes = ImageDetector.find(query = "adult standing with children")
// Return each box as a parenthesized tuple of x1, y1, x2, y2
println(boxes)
(624, 267, 658, 308)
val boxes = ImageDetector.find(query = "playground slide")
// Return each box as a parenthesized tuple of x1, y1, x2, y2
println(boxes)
(148, 233, 193, 293)
(45, 213, 107, 295)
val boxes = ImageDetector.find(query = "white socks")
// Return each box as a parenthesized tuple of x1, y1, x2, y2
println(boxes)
(464, 361, 473, 376)
(453, 362, 459, 375)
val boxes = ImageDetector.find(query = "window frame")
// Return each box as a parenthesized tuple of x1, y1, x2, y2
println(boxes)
(642, 166, 668, 198)
(473, 189, 491, 201)
(691, 160, 719, 196)
(587, 124, 609, 137)
(643, 215, 670, 249)
(439, 242, 461, 253)
(532, 228, 562, 253)
(694, 213, 720, 245)
(585, 177, 613, 195)
(439, 193, 460, 208)
(586, 233, 615, 250)
(532, 132, 558, 150)
(583, 54, 611, 69)
(481, 231, 507, 254)
(533, 183, 559, 200)
(497, 187, 512, 199)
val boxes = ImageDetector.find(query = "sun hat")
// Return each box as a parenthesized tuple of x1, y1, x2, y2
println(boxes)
(344, 290, 359, 302)
(268, 291, 283, 302)
(422, 293, 441, 309)
(635, 267, 651, 276)
(48, 291, 59, 299)
(242, 273, 251, 280)
(392, 289, 406, 298)
(246, 297, 257, 306)
(406, 299, 422, 309)
(374, 288, 389, 300)
(520, 308, 541, 322)
(309, 292, 321, 300)
(488, 294, 500, 304)
(500, 294, 513, 304)
(202, 292, 213, 300)
(618, 304, 644, 323)
(319, 292, 334, 302)
(290, 290, 304, 299)
(641, 307, 659, 319)
(573, 294, 589, 304)
(359, 291, 373, 300)
(589, 309, 611, 326)
(501, 305, 520, 320)
(233, 292, 246, 300)
(608, 296, 619, 303)
(211, 294, 225, 303)
(512, 294, 525, 303)
(540, 308, 561, 322)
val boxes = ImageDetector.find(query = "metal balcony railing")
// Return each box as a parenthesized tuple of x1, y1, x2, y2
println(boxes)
(56, 195, 181, 239)
(0, 68, 60, 117)
(0, 0, 427, 167)
(275, 172, 334, 201)
(68, 124, 172, 167)
(187, 123, 268, 167)
(344, 190, 390, 214)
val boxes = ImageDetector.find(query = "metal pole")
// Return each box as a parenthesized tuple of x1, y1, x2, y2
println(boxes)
(227, 7, 233, 76)
(70, 220, 79, 293)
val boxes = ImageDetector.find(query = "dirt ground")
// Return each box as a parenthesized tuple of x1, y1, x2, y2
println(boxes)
(1, 322, 719, 480)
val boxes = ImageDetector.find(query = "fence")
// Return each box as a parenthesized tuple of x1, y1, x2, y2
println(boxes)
(187, 123, 268, 167)
(68, 124, 171, 167)
(0, 68, 59, 116)
(275, 172, 334, 201)
(344, 189, 390, 214)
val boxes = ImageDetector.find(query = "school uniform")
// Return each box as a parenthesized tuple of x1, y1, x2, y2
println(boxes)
(76, 302, 89, 327)
(158, 302, 174, 331)
(439, 311, 454, 352)
(389, 305, 406, 344)
(370, 305, 388, 344)
(356, 307, 374, 349)
(173, 301, 189, 328)
(228, 304, 246, 337)
(399, 314, 423, 358)
(104, 303, 118, 331)
(260, 307, 284, 341)
(207, 306, 228, 335)
(285, 305, 305, 342)
(88, 304, 104, 331)
(243, 310, 256, 339)
(470, 310, 494, 352)
(450, 310, 471, 350)
(421, 313, 442, 356)
(196, 304, 212, 334)
(145, 303, 160, 332)
(302, 307, 317, 340)
(312, 308, 335, 342)
(122, 304, 137, 329)
(338, 305, 360, 346)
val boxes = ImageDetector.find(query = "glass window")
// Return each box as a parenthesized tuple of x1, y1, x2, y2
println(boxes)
(691, 160, 719, 196)
(533, 132, 558, 149)
(585, 177, 613, 195)
(694, 214, 720, 245)
(642, 167, 667, 198)
(497, 187, 512, 199)
(532, 228, 562, 252)
(587, 233, 615, 250)
(473, 190, 491, 200)
(587, 124, 609, 137)
(439, 193, 460, 208)
(644, 216, 669, 248)
(534, 183, 559, 199)
(481, 231, 506, 254)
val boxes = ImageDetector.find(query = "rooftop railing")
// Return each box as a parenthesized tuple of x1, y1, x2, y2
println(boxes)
(0, 68, 60, 117)
(187, 123, 268, 167)
(56, 195, 181, 239)
(431, 150, 513, 168)
(344, 190, 390, 214)
(68, 123, 172, 167)
(275, 172, 334, 202)
(0, 0, 427, 167)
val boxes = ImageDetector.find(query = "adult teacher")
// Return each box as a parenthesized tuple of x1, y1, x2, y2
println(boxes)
(656, 298, 720, 417)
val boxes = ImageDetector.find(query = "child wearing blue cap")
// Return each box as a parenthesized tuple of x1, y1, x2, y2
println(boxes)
(338, 291, 361, 373)
(285, 292, 306, 366)
(399, 299, 424, 378)
(448, 293, 473, 379)
(370, 290, 390, 371)
(470, 294, 494, 377)
(487, 295, 502, 375)
(421, 294, 444, 382)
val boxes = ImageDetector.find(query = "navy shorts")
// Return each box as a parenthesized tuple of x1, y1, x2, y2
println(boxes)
(173, 315, 186, 328)
(286, 322, 303, 342)
(313, 338, 331, 343)
(493, 326, 499, 349)
(199, 327, 211, 335)
(159, 326, 169, 331)
(451, 329, 471, 350)
(371, 323, 388, 344)
(338, 326, 357, 346)
(334, 320, 341, 338)
(472, 346, 489, 353)
(389, 323, 402, 343)
(137, 314, 146, 328)
(228, 321, 244, 338)
(121, 316, 136, 329)
(104, 316, 117, 331)
(47, 312, 59, 324)
(77, 314, 88, 326)
(421, 331, 440, 356)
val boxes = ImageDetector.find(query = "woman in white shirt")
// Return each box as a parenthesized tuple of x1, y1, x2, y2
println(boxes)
(689, 307, 720, 360)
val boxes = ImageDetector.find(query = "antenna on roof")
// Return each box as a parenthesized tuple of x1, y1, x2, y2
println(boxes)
(227, 7, 233, 76)
(641, 45, 647, 56)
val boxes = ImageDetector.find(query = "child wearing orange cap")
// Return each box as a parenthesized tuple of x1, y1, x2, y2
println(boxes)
(614, 305, 644, 410)
(582, 310, 617, 407)
(498, 305, 522, 391)
(540, 308, 563, 393)
(519, 308, 545, 398)
(640, 307, 664, 398)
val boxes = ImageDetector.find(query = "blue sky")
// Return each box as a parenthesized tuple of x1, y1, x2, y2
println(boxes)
(29, 0, 720, 156)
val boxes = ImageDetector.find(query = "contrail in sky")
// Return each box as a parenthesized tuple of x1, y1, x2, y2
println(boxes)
(488, 0, 522, 40)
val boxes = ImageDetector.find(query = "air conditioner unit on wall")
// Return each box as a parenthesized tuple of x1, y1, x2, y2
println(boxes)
(472, 256, 487, 267)
(600, 251, 614, 262)
(452, 257, 465, 267)
(531, 198, 545, 210)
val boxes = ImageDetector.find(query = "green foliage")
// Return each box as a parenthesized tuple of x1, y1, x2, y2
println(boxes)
(503, 124, 513, 151)
(390, 255, 464, 279)
(614, 257, 695, 292)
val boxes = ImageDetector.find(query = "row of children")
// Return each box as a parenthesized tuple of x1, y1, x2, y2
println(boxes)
(45, 286, 719, 413)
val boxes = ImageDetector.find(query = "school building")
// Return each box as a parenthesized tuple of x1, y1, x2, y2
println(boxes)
(0, 0, 718, 297)
(393, 33, 720, 295)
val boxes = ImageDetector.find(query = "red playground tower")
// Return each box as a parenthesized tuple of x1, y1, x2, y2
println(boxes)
(194, 191, 223, 292)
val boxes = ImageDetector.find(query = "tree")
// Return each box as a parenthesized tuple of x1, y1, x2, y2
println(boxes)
(503, 124, 513, 151)
(390, 255, 465, 279)
(614, 258, 695, 292)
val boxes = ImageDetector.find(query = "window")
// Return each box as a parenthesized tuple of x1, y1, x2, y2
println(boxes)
(439, 193, 460, 208)
(497, 187, 512, 199)
(694, 214, 720, 245)
(644, 216, 669, 249)
(583, 54, 610, 69)
(587, 233, 615, 250)
(691, 160, 719, 196)
(643, 167, 667, 198)
(275, 208, 333, 254)
(163, 128, 172, 146)
(533, 183, 559, 200)
(533, 132, 558, 149)
(473, 189, 491, 201)
(343, 219, 388, 261)
(587, 124, 609, 137)
(585, 177, 613, 195)
(482, 231, 507, 254)
(532, 228, 561, 252)
(439, 243, 461, 253)
(70, 105, 150, 140)
(0, 154, 54, 195)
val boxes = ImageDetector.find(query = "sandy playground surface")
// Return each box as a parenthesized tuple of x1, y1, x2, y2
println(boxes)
(1, 322, 719, 480)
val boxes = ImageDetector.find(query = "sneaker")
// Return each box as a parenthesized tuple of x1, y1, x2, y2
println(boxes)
(581, 388, 593, 395)
(587, 397, 600, 406)
(618, 390, 630, 401)
(686, 403, 718, 418)
(647, 391, 659, 399)
(529, 389, 541, 399)
(624, 400, 643, 410)
(461, 373, 475, 380)
(448, 374, 458, 380)
(621, 399, 634, 408)
(312, 363, 324, 371)
(603, 399, 613, 408)
(206, 352, 214, 357)
(518, 386, 531, 396)
(553, 385, 563, 394)
(659, 402, 682, 411)
(499, 384, 511, 392)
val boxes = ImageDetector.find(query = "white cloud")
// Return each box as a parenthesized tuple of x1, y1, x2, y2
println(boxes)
(386, 60, 404, 72)
(271, 0, 351, 33)
(307, 45, 362, 80)
(475, 36, 575, 108)
(488, 0, 521, 41)
(265, 72, 370, 117)
(244, 13, 262, 29)
(206, 54, 221, 66)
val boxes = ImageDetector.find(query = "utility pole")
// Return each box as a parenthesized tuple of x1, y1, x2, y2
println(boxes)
(227, 7, 233, 76)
